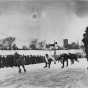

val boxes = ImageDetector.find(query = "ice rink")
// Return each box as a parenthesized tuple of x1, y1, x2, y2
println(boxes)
(0, 58, 88, 88)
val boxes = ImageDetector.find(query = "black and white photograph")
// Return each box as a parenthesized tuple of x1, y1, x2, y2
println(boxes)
(0, 0, 88, 88)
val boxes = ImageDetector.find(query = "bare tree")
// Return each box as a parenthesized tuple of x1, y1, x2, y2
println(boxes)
(82, 26, 88, 60)
(29, 39, 38, 50)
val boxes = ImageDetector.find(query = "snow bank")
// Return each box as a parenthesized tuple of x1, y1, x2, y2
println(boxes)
(0, 49, 84, 56)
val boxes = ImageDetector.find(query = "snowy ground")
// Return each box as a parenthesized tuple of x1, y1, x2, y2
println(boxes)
(0, 58, 88, 88)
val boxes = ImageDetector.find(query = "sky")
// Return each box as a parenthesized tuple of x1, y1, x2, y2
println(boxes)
(0, 0, 88, 47)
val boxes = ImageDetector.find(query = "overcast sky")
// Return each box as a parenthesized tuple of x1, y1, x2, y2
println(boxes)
(0, 0, 88, 47)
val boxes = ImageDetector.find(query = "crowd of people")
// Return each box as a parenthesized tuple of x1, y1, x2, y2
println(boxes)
(0, 54, 45, 68)
(0, 52, 82, 68)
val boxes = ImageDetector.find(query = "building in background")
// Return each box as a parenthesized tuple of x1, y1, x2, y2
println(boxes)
(63, 39, 68, 49)
(63, 39, 80, 49)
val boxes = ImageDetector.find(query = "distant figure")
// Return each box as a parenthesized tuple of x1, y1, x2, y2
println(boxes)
(14, 52, 26, 73)
(57, 53, 79, 69)
(44, 54, 56, 68)
(53, 50, 58, 60)
(58, 53, 69, 68)
(68, 53, 79, 64)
